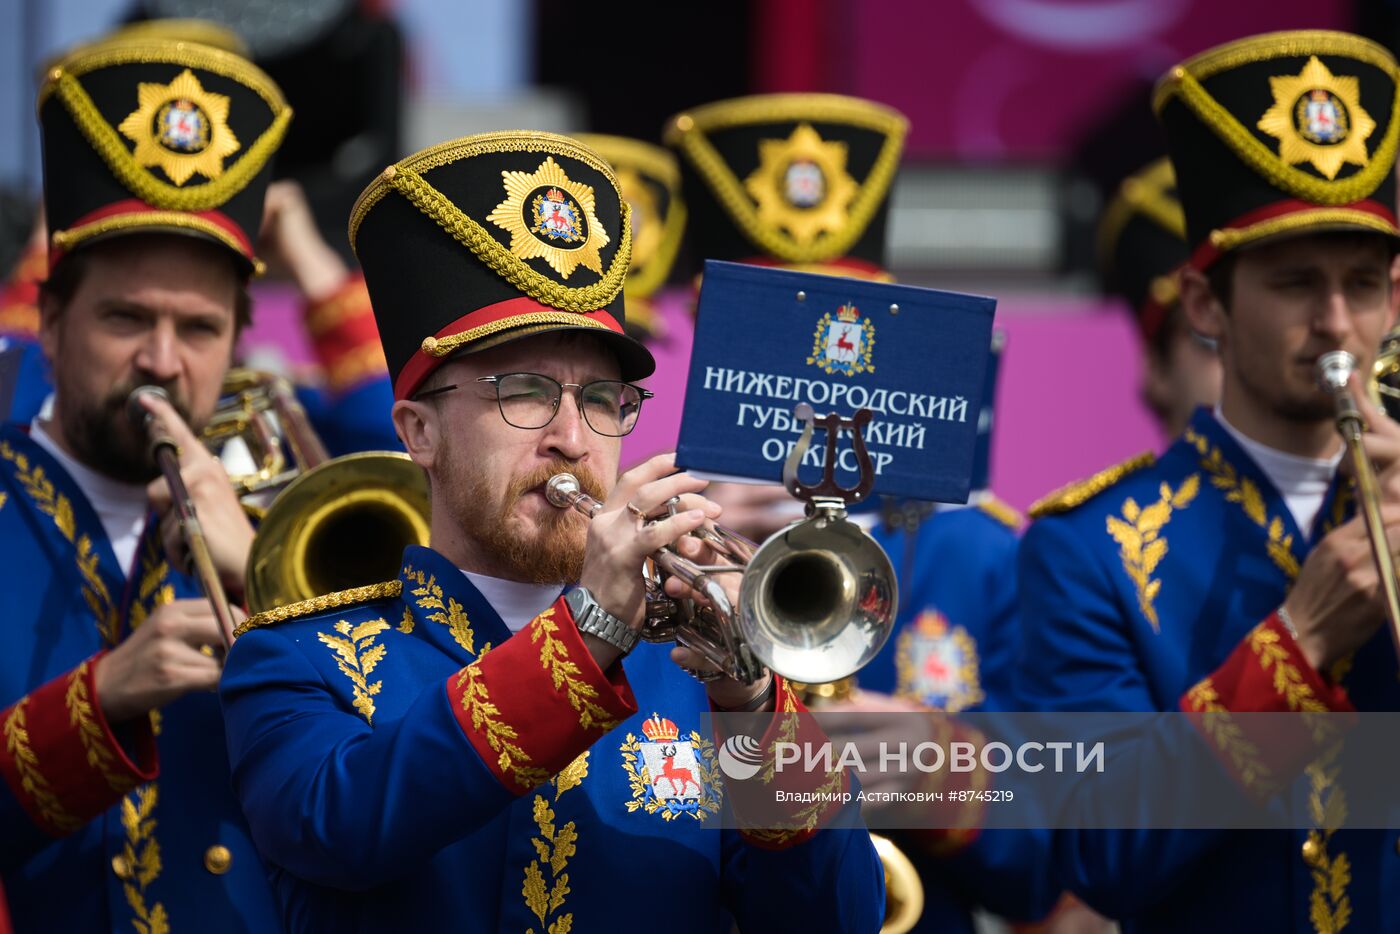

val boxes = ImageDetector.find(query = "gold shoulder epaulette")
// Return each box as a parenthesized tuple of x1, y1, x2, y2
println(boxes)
(1028, 452, 1157, 519)
(234, 580, 404, 638)
(977, 494, 1024, 531)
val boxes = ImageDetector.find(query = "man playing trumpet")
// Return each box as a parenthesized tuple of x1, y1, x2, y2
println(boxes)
(0, 36, 287, 931)
(219, 131, 884, 931)
(1018, 30, 1400, 931)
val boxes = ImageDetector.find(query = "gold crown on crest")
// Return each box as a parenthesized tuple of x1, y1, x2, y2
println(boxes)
(836, 303, 861, 322)
(641, 714, 680, 743)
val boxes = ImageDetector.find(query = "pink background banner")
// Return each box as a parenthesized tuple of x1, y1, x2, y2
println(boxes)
(849, 0, 1350, 159)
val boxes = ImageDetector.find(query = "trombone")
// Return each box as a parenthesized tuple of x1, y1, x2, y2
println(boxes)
(1320, 349, 1400, 666)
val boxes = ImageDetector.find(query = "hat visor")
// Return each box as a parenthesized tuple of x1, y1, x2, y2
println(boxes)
(52, 215, 262, 276)
(1195, 205, 1400, 270)
(443, 320, 657, 383)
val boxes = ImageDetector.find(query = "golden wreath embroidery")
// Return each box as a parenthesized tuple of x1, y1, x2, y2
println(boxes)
(1257, 56, 1375, 180)
(487, 156, 610, 280)
(117, 69, 241, 186)
(745, 123, 858, 246)
(619, 714, 722, 821)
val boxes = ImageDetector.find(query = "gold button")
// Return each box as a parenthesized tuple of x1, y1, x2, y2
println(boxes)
(1302, 836, 1322, 865)
(675, 114, 694, 132)
(111, 854, 133, 880)
(204, 844, 232, 875)
(381, 165, 397, 181)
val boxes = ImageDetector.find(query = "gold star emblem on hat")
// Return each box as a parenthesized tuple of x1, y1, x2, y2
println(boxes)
(1257, 56, 1375, 180)
(117, 69, 241, 186)
(487, 156, 610, 280)
(744, 123, 858, 247)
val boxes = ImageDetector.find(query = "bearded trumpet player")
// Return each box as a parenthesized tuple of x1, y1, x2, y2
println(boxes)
(219, 132, 885, 931)
(0, 37, 289, 931)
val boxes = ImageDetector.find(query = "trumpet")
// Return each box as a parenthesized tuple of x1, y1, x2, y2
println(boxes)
(1318, 350, 1400, 666)
(546, 404, 898, 685)
(127, 386, 238, 649)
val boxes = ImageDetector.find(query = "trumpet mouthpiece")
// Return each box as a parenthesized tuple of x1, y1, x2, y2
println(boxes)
(545, 473, 581, 508)
(125, 385, 169, 429)
(1317, 351, 1357, 393)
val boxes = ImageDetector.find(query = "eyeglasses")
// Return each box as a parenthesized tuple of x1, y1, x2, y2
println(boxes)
(415, 371, 652, 437)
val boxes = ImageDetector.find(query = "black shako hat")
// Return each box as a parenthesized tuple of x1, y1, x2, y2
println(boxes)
(38, 37, 290, 274)
(576, 134, 686, 340)
(1098, 157, 1189, 342)
(664, 94, 908, 280)
(349, 132, 655, 400)
(1155, 30, 1400, 271)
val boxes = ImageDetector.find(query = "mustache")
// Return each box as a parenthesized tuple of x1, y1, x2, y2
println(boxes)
(508, 460, 608, 509)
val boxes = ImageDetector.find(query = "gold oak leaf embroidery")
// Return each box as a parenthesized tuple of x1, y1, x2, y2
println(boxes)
(65, 662, 128, 792)
(397, 606, 415, 634)
(1, 443, 119, 643)
(523, 794, 577, 934)
(1306, 746, 1352, 934)
(1187, 430, 1301, 580)
(1105, 474, 1200, 633)
(121, 784, 169, 934)
(554, 751, 589, 800)
(530, 608, 618, 730)
(317, 619, 391, 725)
(2, 698, 79, 832)
(1184, 678, 1276, 793)
(455, 649, 549, 789)
(406, 566, 475, 653)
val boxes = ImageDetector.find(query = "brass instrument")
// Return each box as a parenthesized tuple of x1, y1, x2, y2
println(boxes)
(199, 368, 431, 616)
(1369, 325, 1400, 420)
(202, 367, 329, 503)
(128, 386, 238, 648)
(245, 451, 430, 613)
(871, 833, 925, 934)
(1319, 351, 1400, 665)
(546, 404, 897, 684)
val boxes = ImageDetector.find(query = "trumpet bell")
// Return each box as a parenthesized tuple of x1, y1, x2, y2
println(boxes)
(871, 833, 925, 934)
(740, 509, 898, 684)
(246, 452, 431, 614)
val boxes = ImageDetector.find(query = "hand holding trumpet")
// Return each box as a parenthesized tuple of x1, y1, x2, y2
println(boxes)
(566, 453, 774, 710)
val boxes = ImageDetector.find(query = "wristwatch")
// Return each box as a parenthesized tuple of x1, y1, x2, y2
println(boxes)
(565, 587, 639, 656)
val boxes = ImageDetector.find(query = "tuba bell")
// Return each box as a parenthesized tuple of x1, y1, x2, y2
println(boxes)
(201, 368, 431, 616)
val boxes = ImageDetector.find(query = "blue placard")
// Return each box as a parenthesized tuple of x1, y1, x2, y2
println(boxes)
(675, 261, 997, 503)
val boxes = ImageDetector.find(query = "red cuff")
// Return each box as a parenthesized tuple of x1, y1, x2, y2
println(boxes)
(302, 272, 388, 392)
(1181, 613, 1355, 795)
(714, 676, 853, 850)
(905, 717, 988, 857)
(0, 654, 158, 836)
(446, 596, 636, 793)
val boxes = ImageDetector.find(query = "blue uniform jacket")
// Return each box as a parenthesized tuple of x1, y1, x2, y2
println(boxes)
(0, 424, 281, 932)
(1017, 408, 1399, 932)
(862, 501, 1060, 931)
(220, 543, 885, 932)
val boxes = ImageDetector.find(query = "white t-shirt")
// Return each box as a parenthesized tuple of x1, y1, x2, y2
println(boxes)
(461, 570, 561, 633)
(31, 416, 149, 576)
(1216, 407, 1342, 540)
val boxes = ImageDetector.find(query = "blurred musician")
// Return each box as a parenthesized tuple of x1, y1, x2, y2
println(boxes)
(0, 37, 288, 930)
